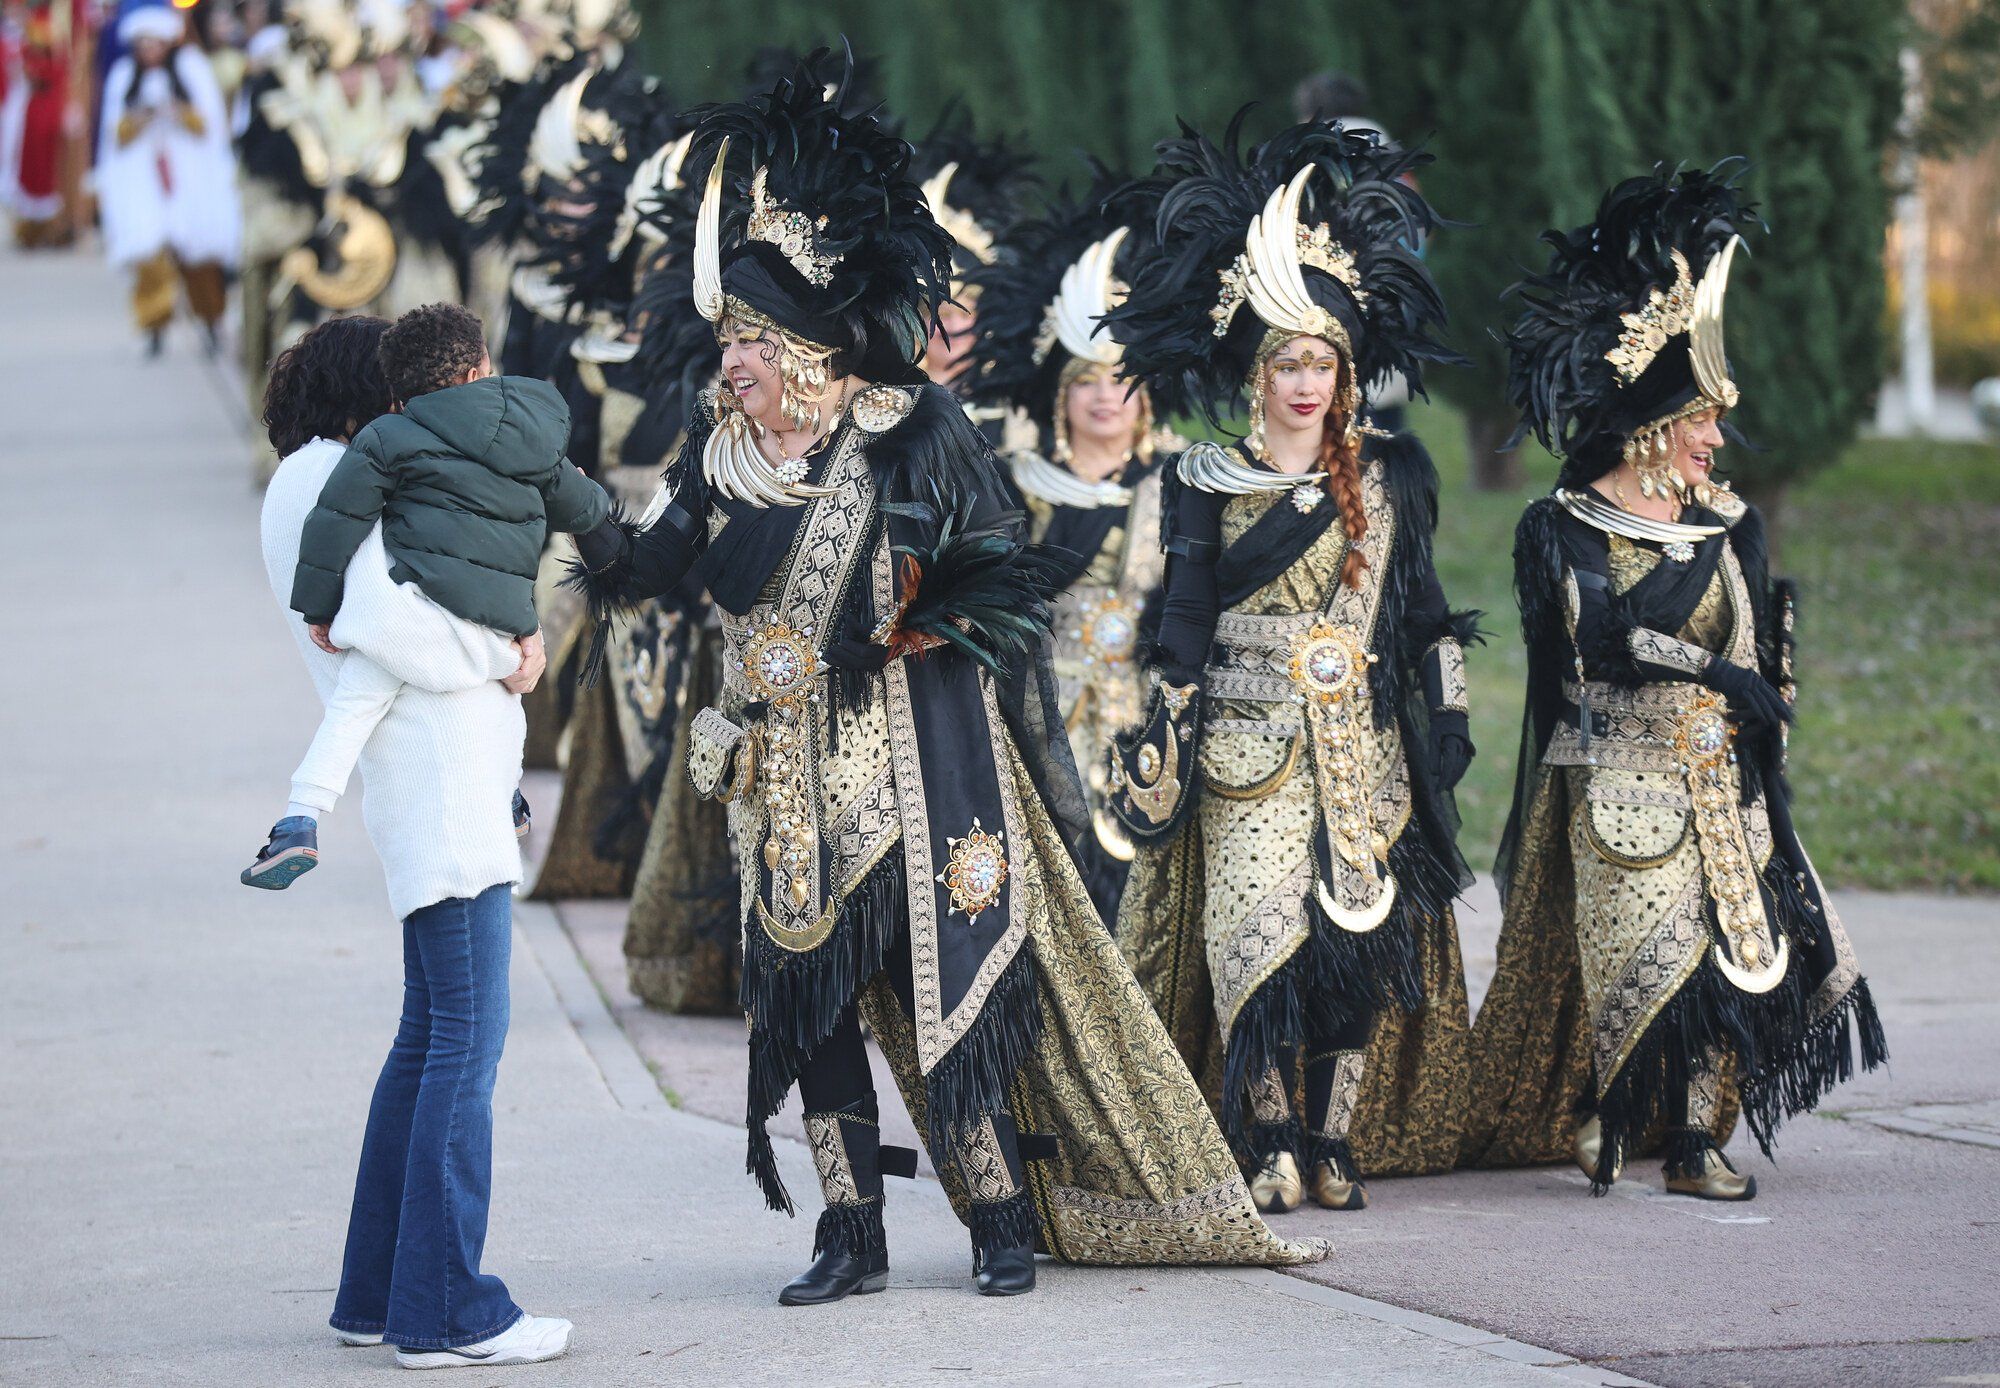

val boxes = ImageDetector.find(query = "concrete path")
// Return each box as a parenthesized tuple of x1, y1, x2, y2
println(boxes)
(0, 247, 1645, 1385)
(552, 876, 2000, 1388)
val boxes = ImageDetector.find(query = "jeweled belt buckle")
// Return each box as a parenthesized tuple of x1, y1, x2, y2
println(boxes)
(738, 618, 827, 706)
(1286, 622, 1375, 705)
(1672, 690, 1734, 771)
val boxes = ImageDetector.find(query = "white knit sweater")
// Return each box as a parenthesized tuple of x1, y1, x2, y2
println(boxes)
(261, 438, 525, 920)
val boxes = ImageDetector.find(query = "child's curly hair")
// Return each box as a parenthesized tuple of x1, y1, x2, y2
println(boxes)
(262, 315, 392, 456)
(379, 302, 489, 404)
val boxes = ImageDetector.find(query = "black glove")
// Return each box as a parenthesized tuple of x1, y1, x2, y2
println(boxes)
(573, 513, 627, 572)
(1429, 711, 1474, 793)
(823, 614, 891, 673)
(1700, 657, 1793, 734)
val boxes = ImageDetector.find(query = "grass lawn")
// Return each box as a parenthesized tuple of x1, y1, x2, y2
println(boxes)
(1411, 401, 2000, 894)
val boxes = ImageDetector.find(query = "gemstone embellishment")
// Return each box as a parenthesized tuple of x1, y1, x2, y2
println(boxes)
(938, 818, 1009, 922)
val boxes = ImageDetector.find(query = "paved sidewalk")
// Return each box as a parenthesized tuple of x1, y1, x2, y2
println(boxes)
(554, 878, 2000, 1388)
(0, 248, 1640, 1386)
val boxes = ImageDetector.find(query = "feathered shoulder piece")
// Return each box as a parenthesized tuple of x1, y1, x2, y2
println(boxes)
(910, 102, 1039, 280)
(963, 160, 1151, 431)
(1106, 109, 1455, 424)
(1506, 161, 1760, 482)
(685, 47, 956, 384)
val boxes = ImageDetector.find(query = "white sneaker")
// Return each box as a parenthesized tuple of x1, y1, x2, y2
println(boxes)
(335, 1329, 385, 1347)
(394, 1314, 572, 1370)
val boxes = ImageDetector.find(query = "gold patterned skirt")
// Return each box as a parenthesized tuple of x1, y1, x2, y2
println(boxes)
(863, 738, 1328, 1266)
(1462, 761, 1741, 1167)
(1112, 698, 1470, 1177)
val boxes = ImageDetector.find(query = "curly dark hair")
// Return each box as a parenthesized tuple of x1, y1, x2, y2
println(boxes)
(378, 302, 489, 404)
(262, 315, 392, 456)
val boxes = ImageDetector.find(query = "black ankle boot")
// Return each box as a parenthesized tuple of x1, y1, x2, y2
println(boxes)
(779, 1235, 889, 1305)
(783, 1100, 889, 1306)
(973, 1240, 1035, 1296)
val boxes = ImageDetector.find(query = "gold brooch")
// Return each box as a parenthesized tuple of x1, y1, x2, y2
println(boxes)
(1287, 623, 1375, 704)
(938, 818, 1009, 922)
(738, 619, 825, 705)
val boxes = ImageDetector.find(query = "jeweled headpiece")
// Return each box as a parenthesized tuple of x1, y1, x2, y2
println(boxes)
(1106, 112, 1456, 428)
(1506, 161, 1757, 486)
(687, 47, 955, 384)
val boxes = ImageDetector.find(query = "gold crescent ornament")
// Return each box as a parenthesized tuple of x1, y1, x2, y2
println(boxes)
(279, 192, 397, 311)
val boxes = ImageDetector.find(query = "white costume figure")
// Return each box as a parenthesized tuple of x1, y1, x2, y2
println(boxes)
(96, 6, 239, 347)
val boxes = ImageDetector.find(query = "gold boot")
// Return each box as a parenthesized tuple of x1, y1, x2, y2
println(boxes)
(1250, 1151, 1304, 1214)
(1664, 1146, 1757, 1202)
(1573, 1115, 1622, 1184)
(1308, 1159, 1368, 1211)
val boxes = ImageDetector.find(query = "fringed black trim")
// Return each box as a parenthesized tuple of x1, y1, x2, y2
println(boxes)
(968, 1191, 1039, 1264)
(1303, 1133, 1362, 1184)
(1219, 907, 1420, 1160)
(1247, 1118, 1304, 1166)
(1596, 861, 1889, 1184)
(1661, 1127, 1714, 1183)
(740, 855, 904, 1214)
(920, 949, 1044, 1160)
(561, 498, 648, 617)
(1761, 977, 1889, 1131)
(813, 1200, 886, 1260)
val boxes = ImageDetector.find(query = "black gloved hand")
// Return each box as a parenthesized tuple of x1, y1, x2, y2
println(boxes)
(823, 615, 891, 673)
(1699, 657, 1793, 734)
(1429, 711, 1474, 793)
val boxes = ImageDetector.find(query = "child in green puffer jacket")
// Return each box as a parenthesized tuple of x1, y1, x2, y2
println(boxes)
(243, 303, 611, 890)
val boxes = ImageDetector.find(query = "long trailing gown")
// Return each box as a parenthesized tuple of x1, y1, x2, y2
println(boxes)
(575, 380, 1325, 1265)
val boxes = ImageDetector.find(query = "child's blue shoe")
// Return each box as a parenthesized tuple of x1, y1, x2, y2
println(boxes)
(242, 816, 319, 889)
(513, 790, 532, 839)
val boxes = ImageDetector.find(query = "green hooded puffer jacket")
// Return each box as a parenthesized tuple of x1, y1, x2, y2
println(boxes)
(291, 375, 610, 638)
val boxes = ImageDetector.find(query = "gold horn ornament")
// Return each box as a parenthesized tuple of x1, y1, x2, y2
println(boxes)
(692, 137, 728, 323)
(1689, 234, 1741, 411)
(279, 192, 397, 311)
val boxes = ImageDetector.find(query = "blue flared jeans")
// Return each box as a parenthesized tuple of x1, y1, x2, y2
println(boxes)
(328, 883, 523, 1350)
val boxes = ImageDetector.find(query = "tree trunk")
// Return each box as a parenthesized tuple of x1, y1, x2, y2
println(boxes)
(1466, 409, 1526, 491)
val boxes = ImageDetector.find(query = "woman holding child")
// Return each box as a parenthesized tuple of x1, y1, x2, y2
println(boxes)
(253, 306, 606, 1367)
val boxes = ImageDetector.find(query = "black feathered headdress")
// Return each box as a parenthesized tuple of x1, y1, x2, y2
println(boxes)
(1506, 161, 1759, 486)
(1106, 111, 1456, 427)
(910, 103, 1039, 294)
(963, 161, 1152, 439)
(686, 48, 956, 385)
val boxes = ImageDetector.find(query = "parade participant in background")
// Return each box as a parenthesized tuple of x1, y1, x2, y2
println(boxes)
(964, 168, 1174, 918)
(256, 316, 573, 1368)
(910, 106, 1037, 446)
(96, 5, 237, 356)
(1462, 165, 1886, 1199)
(1105, 117, 1479, 1213)
(570, 52, 1324, 1304)
(0, 0, 83, 247)
(518, 93, 711, 902)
